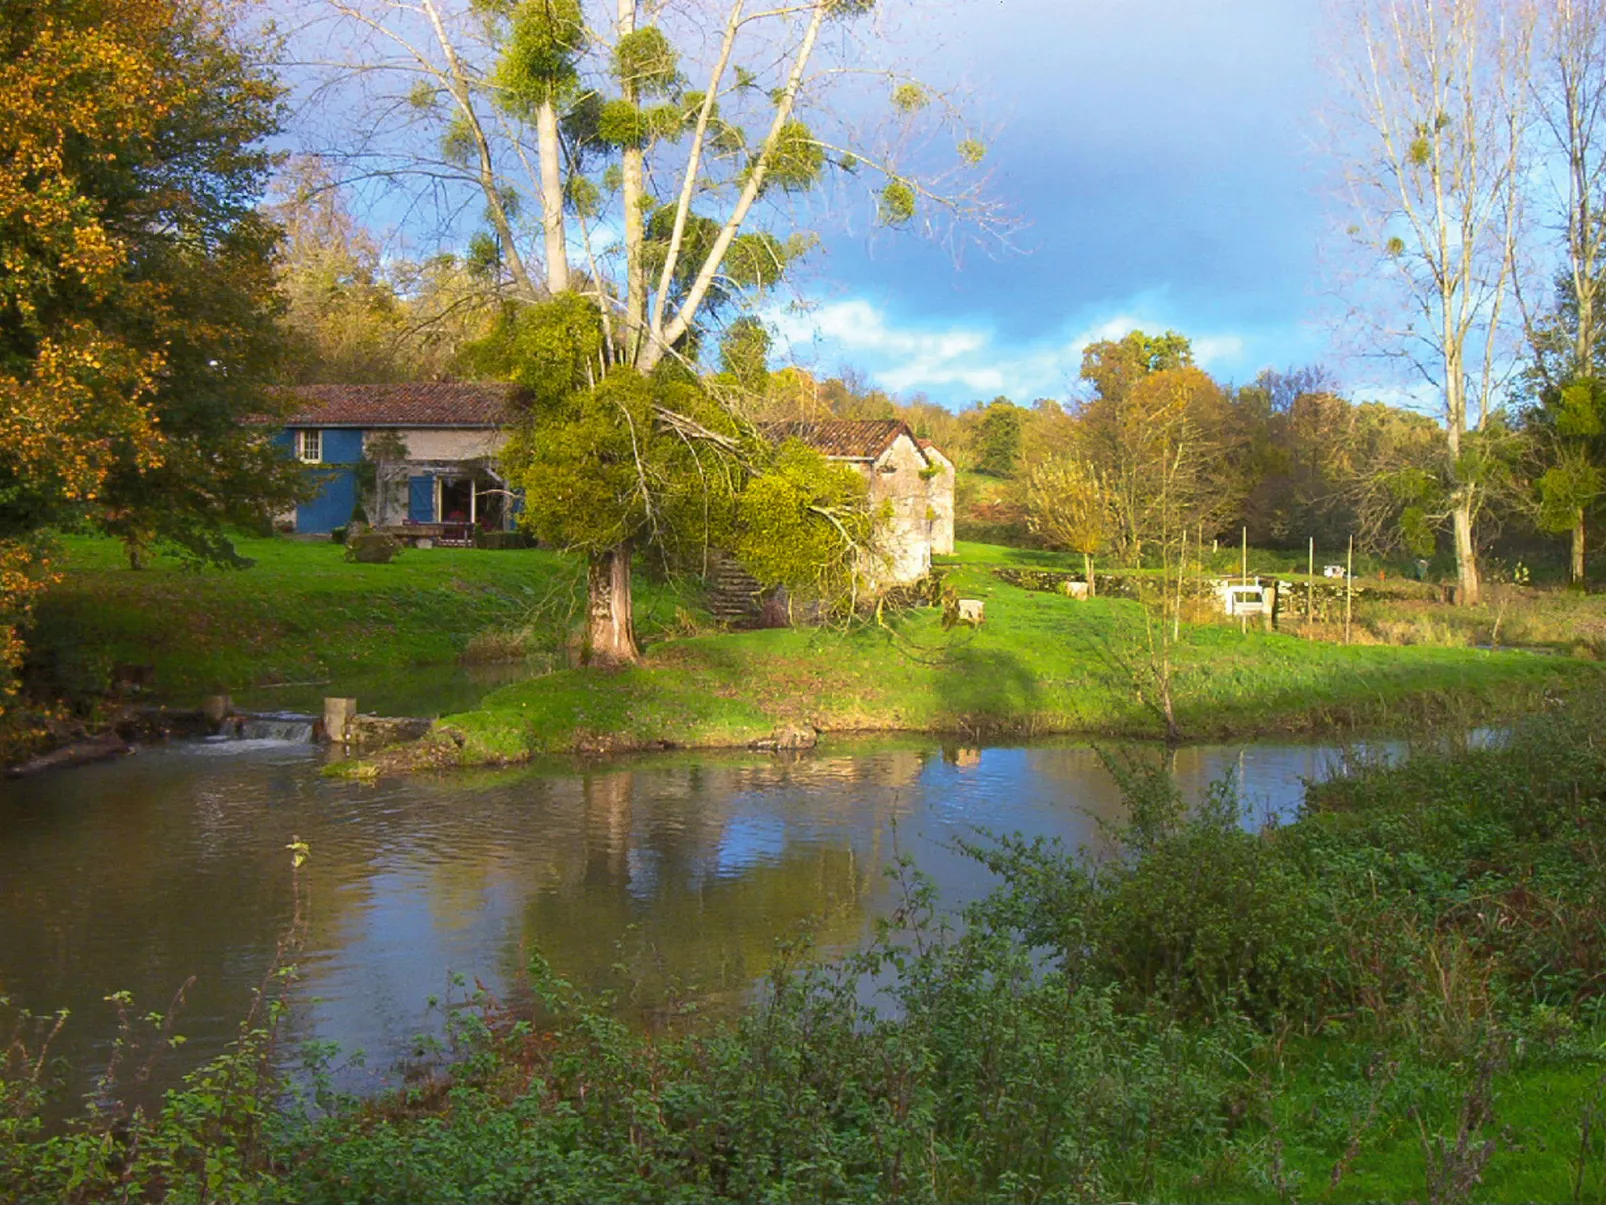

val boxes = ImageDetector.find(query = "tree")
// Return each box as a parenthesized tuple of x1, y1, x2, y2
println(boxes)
(1073, 351, 1237, 565)
(1330, 0, 1535, 604)
(1523, 0, 1606, 581)
(0, 0, 171, 555)
(292, 0, 1001, 664)
(1078, 330, 1194, 407)
(1, 0, 301, 691)
(1026, 457, 1110, 591)
(733, 440, 873, 615)
(974, 397, 1024, 477)
(716, 316, 772, 395)
(271, 157, 414, 384)
(91, 2, 308, 568)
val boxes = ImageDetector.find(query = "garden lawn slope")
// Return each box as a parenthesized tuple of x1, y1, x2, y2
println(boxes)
(421, 544, 1600, 766)
(27, 536, 696, 704)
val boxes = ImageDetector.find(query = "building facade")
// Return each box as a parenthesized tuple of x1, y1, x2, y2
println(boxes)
(275, 390, 955, 588)
(766, 420, 956, 587)
(275, 383, 520, 534)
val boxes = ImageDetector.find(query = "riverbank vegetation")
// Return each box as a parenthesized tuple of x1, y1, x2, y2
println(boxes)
(355, 540, 1598, 770)
(6, 694, 1606, 1202)
(19, 533, 1598, 769)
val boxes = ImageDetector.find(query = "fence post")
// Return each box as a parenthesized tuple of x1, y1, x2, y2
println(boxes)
(1344, 537, 1354, 645)
(1308, 536, 1314, 622)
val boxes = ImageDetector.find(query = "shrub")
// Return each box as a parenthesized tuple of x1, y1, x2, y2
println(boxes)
(344, 533, 402, 564)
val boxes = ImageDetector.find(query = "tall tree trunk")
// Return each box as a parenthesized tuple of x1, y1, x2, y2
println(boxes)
(536, 98, 569, 294)
(1574, 509, 1587, 584)
(1452, 498, 1480, 605)
(586, 542, 639, 666)
(618, 0, 645, 362)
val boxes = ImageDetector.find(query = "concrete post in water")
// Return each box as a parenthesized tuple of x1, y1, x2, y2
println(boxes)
(200, 694, 232, 733)
(324, 697, 357, 745)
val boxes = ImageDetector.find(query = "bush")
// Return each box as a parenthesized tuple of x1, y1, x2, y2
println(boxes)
(344, 533, 402, 564)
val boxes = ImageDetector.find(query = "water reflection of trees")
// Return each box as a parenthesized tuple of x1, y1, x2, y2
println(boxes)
(509, 753, 924, 1016)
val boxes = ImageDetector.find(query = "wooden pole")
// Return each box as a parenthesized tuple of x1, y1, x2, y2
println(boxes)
(1241, 526, 1248, 585)
(1344, 536, 1354, 645)
(1174, 528, 1184, 642)
(1308, 536, 1314, 622)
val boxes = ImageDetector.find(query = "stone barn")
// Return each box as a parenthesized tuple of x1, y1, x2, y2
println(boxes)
(766, 419, 955, 587)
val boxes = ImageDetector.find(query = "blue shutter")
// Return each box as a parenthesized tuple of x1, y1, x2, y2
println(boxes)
(322, 428, 365, 463)
(295, 468, 357, 534)
(408, 475, 436, 523)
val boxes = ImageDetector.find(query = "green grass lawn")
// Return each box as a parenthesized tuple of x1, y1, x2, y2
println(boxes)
(32, 534, 1602, 761)
(418, 540, 1601, 766)
(26, 535, 697, 705)
(1157, 1035, 1606, 1203)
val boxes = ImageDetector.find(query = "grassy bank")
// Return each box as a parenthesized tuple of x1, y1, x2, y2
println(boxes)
(377, 541, 1599, 769)
(23, 535, 1604, 767)
(6, 693, 1606, 1202)
(24, 535, 698, 707)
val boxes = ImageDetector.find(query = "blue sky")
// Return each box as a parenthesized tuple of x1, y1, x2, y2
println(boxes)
(772, 0, 1337, 407)
(282, 0, 1337, 409)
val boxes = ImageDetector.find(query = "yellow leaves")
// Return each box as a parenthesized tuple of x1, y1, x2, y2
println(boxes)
(0, 0, 174, 546)
(0, 330, 164, 502)
(0, 541, 58, 708)
(0, 4, 169, 310)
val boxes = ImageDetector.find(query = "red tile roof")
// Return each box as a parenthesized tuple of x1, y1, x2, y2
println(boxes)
(279, 383, 520, 427)
(764, 419, 914, 461)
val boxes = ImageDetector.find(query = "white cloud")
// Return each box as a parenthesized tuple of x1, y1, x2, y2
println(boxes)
(766, 295, 1293, 406)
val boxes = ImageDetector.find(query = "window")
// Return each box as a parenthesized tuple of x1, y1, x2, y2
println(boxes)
(295, 429, 322, 463)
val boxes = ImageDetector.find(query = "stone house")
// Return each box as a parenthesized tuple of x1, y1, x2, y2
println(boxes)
(274, 383, 521, 536)
(766, 419, 955, 586)
(274, 388, 955, 585)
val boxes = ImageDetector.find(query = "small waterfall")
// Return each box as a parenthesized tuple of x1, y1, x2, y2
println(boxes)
(233, 712, 316, 743)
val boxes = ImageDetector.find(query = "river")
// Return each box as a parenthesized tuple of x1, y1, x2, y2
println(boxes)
(0, 732, 1385, 1107)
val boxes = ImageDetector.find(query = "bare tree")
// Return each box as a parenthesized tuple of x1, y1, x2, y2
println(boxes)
(284, 0, 1005, 663)
(1329, 0, 1535, 605)
(1527, 0, 1606, 582)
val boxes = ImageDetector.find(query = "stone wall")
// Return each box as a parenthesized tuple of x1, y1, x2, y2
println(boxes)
(862, 433, 936, 586)
(382, 427, 507, 462)
(362, 427, 511, 526)
(923, 448, 955, 556)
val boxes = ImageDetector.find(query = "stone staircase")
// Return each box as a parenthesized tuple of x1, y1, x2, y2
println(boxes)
(708, 555, 767, 627)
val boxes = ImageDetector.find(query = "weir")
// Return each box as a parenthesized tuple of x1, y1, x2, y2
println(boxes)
(231, 712, 317, 743)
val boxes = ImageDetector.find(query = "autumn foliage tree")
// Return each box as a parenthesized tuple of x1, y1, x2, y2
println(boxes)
(0, 0, 303, 703)
(1071, 334, 1239, 565)
(1026, 457, 1110, 591)
(0, 1, 175, 692)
